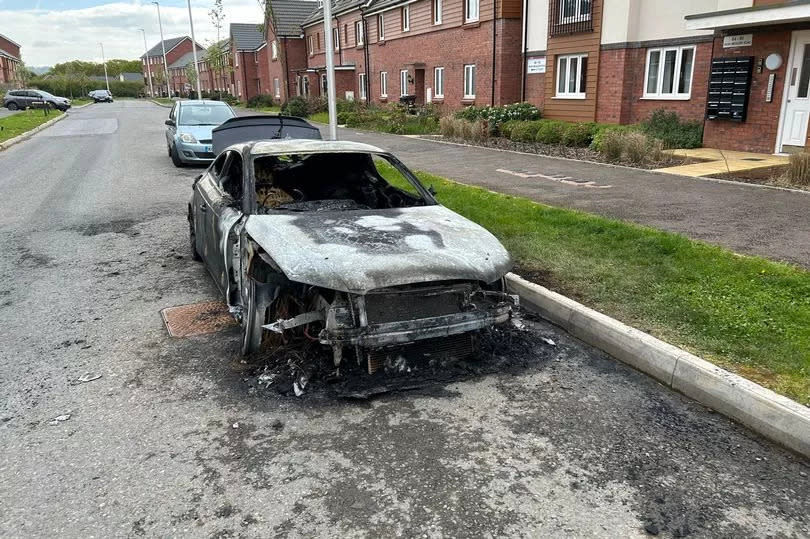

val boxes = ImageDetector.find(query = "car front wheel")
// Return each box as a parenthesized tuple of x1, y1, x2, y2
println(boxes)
(170, 144, 184, 167)
(241, 277, 266, 355)
(7, 102, 18, 111)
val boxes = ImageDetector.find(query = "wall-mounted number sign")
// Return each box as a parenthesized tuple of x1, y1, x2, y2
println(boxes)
(527, 57, 546, 74)
(723, 34, 753, 48)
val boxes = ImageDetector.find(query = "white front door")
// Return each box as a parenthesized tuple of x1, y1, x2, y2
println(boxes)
(780, 30, 810, 150)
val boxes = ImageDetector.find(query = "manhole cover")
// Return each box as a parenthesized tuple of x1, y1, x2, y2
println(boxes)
(161, 301, 237, 338)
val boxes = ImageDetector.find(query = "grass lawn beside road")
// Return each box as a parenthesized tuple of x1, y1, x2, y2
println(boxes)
(382, 164, 810, 404)
(0, 109, 64, 144)
(71, 98, 93, 107)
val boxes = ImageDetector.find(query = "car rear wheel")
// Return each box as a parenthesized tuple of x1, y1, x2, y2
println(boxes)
(7, 102, 18, 111)
(170, 144, 184, 167)
(188, 209, 202, 262)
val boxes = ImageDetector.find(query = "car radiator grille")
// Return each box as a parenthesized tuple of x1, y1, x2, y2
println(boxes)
(363, 285, 470, 325)
(366, 333, 475, 374)
(198, 139, 212, 144)
(193, 151, 215, 159)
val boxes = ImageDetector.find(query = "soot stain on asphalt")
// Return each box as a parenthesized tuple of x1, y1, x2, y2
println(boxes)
(497, 346, 810, 537)
(71, 218, 142, 237)
(17, 247, 55, 268)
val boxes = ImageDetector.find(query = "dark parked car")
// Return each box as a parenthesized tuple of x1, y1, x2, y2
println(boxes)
(89, 89, 113, 103)
(3, 89, 71, 111)
(188, 117, 516, 373)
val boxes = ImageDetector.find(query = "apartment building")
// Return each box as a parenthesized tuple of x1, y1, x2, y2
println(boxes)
(264, 0, 318, 102)
(298, 0, 523, 106)
(231, 23, 267, 101)
(141, 36, 205, 96)
(0, 34, 22, 86)
(523, 0, 810, 153)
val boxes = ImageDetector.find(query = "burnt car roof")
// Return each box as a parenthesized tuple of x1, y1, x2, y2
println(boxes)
(249, 139, 386, 156)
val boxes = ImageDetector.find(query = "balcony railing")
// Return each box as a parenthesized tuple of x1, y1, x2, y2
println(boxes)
(550, 0, 594, 37)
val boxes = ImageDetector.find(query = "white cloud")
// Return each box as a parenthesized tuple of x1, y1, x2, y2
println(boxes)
(0, 0, 264, 66)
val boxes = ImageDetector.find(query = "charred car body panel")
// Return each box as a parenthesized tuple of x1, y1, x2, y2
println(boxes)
(189, 130, 516, 370)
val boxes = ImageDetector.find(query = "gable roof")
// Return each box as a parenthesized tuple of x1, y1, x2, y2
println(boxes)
(302, 0, 369, 27)
(230, 23, 265, 50)
(267, 0, 318, 37)
(168, 51, 199, 69)
(0, 34, 21, 48)
(141, 36, 203, 59)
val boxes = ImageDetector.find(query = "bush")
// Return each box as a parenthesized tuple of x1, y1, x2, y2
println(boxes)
(246, 94, 276, 108)
(598, 130, 626, 161)
(561, 122, 596, 147)
(498, 120, 522, 139)
(597, 131, 663, 165)
(510, 121, 543, 143)
(440, 116, 459, 138)
(456, 102, 541, 126)
(785, 152, 810, 186)
(281, 96, 309, 117)
(591, 124, 638, 152)
(204, 91, 239, 105)
(535, 120, 566, 144)
(640, 109, 703, 149)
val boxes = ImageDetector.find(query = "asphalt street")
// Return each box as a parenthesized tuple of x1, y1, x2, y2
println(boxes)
(0, 101, 808, 537)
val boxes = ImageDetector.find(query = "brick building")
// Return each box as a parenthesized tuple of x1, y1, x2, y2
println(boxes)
(0, 34, 22, 86)
(264, 0, 319, 102)
(230, 23, 267, 101)
(141, 36, 205, 96)
(298, 0, 523, 107)
(522, 0, 810, 153)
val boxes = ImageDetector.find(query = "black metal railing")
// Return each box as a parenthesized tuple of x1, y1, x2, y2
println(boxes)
(549, 0, 593, 37)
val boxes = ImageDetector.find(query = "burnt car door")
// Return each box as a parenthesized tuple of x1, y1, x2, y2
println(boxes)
(192, 153, 230, 262)
(203, 150, 245, 299)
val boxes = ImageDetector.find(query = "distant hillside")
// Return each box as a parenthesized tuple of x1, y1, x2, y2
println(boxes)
(29, 66, 51, 75)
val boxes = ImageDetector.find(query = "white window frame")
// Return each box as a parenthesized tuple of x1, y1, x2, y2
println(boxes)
(463, 64, 476, 99)
(333, 27, 340, 50)
(433, 0, 442, 24)
(274, 77, 280, 98)
(355, 20, 364, 45)
(271, 40, 278, 60)
(378, 13, 385, 40)
(434, 67, 444, 98)
(308, 35, 314, 55)
(558, 0, 591, 24)
(555, 53, 587, 99)
(643, 45, 696, 100)
(235, 52, 239, 67)
(400, 69, 408, 96)
(359, 73, 367, 100)
(465, 0, 479, 22)
(402, 5, 410, 31)
(318, 0, 323, 7)
(380, 71, 388, 97)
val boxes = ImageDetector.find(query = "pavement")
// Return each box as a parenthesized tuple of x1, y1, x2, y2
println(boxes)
(0, 107, 21, 119)
(657, 148, 790, 178)
(0, 101, 808, 537)
(328, 127, 810, 268)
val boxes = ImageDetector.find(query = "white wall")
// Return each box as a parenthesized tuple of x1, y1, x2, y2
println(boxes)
(601, 0, 752, 44)
(525, 0, 549, 52)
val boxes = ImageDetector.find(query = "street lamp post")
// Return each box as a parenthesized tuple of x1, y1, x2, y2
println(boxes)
(152, 1, 171, 97)
(185, 0, 203, 99)
(139, 29, 155, 98)
(99, 42, 110, 92)
(322, 0, 337, 140)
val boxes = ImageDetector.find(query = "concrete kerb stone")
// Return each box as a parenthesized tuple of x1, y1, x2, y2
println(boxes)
(505, 272, 810, 458)
(0, 112, 67, 152)
(151, 100, 173, 108)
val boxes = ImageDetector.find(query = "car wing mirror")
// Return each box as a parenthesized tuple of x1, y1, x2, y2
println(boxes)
(165, 119, 175, 126)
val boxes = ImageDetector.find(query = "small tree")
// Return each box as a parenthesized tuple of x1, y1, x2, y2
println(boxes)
(15, 61, 33, 88)
(209, 0, 225, 43)
(185, 63, 199, 96)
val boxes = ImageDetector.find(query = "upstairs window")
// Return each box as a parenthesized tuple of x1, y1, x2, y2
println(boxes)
(378, 14, 385, 40)
(333, 27, 340, 50)
(644, 46, 695, 99)
(308, 35, 314, 55)
(433, 0, 442, 24)
(559, 0, 591, 23)
(402, 5, 410, 31)
(271, 40, 278, 59)
(550, 0, 593, 35)
(465, 0, 479, 22)
(355, 20, 364, 45)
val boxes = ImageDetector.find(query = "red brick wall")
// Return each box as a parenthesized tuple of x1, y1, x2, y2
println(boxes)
(232, 48, 262, 101)
(524, 64, 545, 108)
(703, 29, 792, 153)
(595, 42, 712, 125)
(265, 19, 310, 103)
(0, 36, 20, 59)
(256, 45, 269, 95)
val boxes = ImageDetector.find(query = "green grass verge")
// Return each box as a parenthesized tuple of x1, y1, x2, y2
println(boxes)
(254, 105, 280, 114)
(0, 109, 65, 144)
(308, 112, 329, 124)
(71, 98, 93, 106)
(380, 163, 810, 404)
(151, 98, 175, 106)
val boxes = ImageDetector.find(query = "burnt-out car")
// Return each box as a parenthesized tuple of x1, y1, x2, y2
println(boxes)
(189, 118, 516, 372)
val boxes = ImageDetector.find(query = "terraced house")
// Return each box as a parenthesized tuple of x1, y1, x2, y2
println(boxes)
(0, 34, 22, 86)
(264, 0, 320, 102)
(230, 23, 268, 101)
(141, 36, 205, 96)
(522, 0, 810, 153)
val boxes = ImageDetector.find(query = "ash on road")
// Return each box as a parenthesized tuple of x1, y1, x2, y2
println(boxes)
(0, 102, 807, 538)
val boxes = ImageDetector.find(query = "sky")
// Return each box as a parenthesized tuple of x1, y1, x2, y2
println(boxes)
(0, 0, 265, 67)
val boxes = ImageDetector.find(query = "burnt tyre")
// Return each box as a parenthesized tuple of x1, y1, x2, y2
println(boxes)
(241, 276, 267, 355)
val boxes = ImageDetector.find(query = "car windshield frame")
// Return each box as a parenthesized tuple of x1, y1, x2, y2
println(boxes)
(247, 150, 438, 215)
(179, 104, 235, 126)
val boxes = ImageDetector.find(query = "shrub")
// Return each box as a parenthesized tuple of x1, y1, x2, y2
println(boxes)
(534, 120, 566, 144)
(624, 132, 663, 165)
(510, 121, 542, 143)
(281, 96, 309, 117)
(641, 109, 703, 149)
(561, 122, 596, 147)
(591, 124, 638, 152)
(336, 99, 364, 114)
(246, 94, 276, 108)
(440, 116, 459, 138)
(498, 120, 521, 139)
(785, 152, 810, 186)
(456, 102, 541, 126)
(598, 130, 626, 162)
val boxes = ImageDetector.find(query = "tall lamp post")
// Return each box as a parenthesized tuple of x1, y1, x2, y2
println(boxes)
(99, 42, 110, 92)
(322, 0, 337, 140)
(185, 0, 203, 98)
(152, 1, 171, 97)
(139, 29, 155, 97)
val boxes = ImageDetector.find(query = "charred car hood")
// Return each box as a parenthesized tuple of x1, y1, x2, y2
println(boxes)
(244, 205, 511, 293)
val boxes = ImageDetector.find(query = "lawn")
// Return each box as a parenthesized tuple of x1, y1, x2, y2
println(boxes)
(71, 98, 93, 107)
(255, 105, 280, 114)
(0, 109, 64, 144)
(379, 163, 810, 405)
(308, 111, 329, 124)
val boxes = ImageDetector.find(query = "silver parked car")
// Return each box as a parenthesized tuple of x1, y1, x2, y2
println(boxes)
(4, 89, 71, 111)
(165, 100, 236, 166)
(189, 117, 515, 372)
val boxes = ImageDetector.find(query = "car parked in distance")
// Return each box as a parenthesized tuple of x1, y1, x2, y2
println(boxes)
(189, 117, 516, 372)
(89, 89, 113, 103)
(165, 100, 236, 167)
(3, 89, 71, 111)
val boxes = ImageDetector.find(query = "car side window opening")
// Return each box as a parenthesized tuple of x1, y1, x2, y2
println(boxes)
(252, 152, 431, 213)
(219, 153, 244, 203)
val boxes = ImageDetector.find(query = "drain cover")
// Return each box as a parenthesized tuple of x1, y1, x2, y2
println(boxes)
(161, 301, 237, 338)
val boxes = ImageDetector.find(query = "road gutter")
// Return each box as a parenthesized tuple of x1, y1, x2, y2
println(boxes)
(0, 113, 67, 152)
(506, 272, 810, 458)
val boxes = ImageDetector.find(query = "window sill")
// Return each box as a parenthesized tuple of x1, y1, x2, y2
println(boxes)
(640, 95, 691, 101)
(462, 20, 480, 29)
(380, 96, 388, 101)
(355, 44, 364, 49)
(552, 95, 586, 100)
(432, 96, 445, 102)
(462, 97, 476, 104)
(378, 39, 386, 45)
